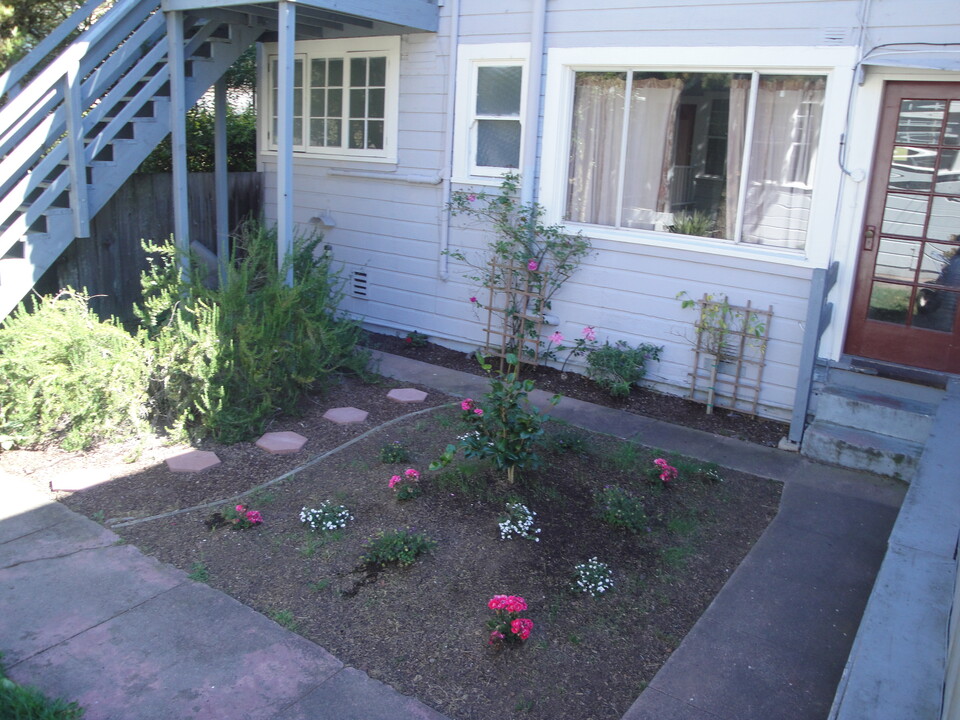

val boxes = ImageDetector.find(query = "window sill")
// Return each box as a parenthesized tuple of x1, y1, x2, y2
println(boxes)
(261, 148, 398, 165)
(565, 222, 816, 268)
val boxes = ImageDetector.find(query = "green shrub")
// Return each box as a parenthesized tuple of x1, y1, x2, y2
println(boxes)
(0, 657, 84, 719)
(594, 485, 648, 533)
(0, 291, 150, 450)
(586, 340, 663, 398)
(379, 441, 411, 464)
(360, 528, 436, 568)
(137, 221, 370, 442)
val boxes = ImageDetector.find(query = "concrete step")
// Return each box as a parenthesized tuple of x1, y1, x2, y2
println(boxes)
(828, 363, 947, 404)
(801, 421, 922, 482)
(815, 385, 937, 444)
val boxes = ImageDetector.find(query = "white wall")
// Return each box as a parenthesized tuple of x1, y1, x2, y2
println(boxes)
(260, 0, 960, 421)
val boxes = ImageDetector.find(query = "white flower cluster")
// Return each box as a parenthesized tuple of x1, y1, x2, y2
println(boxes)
(299, 502, 353, 533)
(573, 557, 614, 597)
(498, 502, 541, 542)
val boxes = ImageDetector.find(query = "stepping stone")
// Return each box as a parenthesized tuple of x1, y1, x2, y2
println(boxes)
(166, 450, 221, 473)
(387, 388, 428, 404)
(323, 407, 369, 424)
(256, 431, 308, 455)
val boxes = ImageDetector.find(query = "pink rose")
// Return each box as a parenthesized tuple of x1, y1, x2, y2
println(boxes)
(245, 510, 262, 525)
(404, 468, 420, 480)
(469, 296, 477, 304)
(527, 259, 539, 272)
(510, 618, 533, 640)
(461, 399, 474, 411)
(488, 630, 505, 644)
(236, 504, 245, 513)
(467, 194, 477, 202)
(504, 596, 527, 613)
(488, 595, 509, 610)
(582, 326, 596, 342)
(389, 475, 401, 489)
(549, 331, 564, 344)
(474, 408, 483, 416)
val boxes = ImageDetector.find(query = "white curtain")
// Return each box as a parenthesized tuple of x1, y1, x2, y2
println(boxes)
(566, 73, 626, 226)
(621, 77, 683, 229)
(741, 76, 825, 249)
(724, 77, 751, 239)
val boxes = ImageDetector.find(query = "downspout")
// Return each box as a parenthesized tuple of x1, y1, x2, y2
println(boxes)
(520, 0, 547, 207)
(437, 0, 462, 280)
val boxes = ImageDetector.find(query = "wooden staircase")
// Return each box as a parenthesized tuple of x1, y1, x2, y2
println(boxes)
(0, 0, 267, 320)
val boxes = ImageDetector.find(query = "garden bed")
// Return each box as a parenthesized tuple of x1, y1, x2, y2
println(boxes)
(2, 374, 782, 720)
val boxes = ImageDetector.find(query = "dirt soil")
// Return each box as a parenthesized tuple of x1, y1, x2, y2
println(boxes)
(365, 332, 789, 447)
(1, 369, 783, 720)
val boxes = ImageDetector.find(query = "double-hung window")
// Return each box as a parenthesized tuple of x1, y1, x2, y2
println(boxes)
(264, 36, 399, 162)
(561, 68, 827, 251)
(453, 44, 529, 183)
(541, 48, 846, 262)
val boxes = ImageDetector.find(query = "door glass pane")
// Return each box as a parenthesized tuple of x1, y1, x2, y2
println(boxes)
(350, 89, 365, 119)
(328, 89, 342, 116)
(945, 100, 960, 147)
(477, 66, 522, 116)
(477, 119, 521, 167)
(881, 193, 930, 237)
(310, 119, 324, 145)
(326, 119, 341, 146)
(927, 196, 960, 241)
(368, 88, 385, 119)
(367, 120, 384, 149)
(913, 288, 958, 332)
(876, 237, 920, 282)
(868, 281, 912, 325)
(919, 244, 960, 286)
(896, 99, 945, 145)
(311, 59, 326, 87)
(888, 146, 936, 191)
(328, 59, 343, 87)
(935, 147, 960, 194)
(368, 57, 386, 87)
(350, 58, 367, 87)
(311, 90, 325, 117)
(348, 119, 364, 149)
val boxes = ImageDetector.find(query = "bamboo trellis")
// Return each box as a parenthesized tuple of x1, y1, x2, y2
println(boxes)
(689, 295, 773, 417)
(482, 259, 546, 373)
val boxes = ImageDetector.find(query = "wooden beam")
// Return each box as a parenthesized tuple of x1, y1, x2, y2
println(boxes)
(214, 77, 229, 285)
(276, 0, 295, 286)
(161, 0, 438, 32)
(167, 9, 190, 273)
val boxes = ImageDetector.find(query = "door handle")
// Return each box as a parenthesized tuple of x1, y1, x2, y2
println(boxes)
(863, 225, 876, 251)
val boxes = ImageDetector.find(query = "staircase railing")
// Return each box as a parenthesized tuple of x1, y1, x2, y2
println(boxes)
(0, 0, 165, 253)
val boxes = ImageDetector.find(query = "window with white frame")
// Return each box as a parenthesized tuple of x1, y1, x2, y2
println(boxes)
(563, 71, 826, 250)
(453, 44, 529, 183)
(264, 36, 399, 161)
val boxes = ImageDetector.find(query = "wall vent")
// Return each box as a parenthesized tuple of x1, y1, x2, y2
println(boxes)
(821, 27, 853, 46)
(351, 270, 369, 299)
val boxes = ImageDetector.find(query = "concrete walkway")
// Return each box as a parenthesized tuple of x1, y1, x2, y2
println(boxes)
(0, 350, 904, 719)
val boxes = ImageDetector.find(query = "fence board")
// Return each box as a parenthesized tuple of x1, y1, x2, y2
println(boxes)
(48, 171, 261, 323)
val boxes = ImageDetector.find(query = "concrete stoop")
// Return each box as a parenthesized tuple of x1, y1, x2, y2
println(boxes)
(801, 364, 944, 481)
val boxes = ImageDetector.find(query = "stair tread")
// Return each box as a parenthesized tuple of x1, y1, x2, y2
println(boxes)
(820, 383, 939, 416)
(806, 420, 925, 452)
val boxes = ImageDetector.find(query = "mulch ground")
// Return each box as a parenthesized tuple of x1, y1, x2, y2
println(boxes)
(0, 370, 781, 720)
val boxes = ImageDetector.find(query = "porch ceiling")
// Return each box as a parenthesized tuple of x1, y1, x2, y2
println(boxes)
(162, 0, 439, 38)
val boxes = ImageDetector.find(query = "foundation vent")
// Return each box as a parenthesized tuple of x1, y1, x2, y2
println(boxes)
(821, 27, 853, 45)
(351, 270, 369, 299)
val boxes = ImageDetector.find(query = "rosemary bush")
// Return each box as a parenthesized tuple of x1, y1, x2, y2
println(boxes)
(0, 290, 150, 450)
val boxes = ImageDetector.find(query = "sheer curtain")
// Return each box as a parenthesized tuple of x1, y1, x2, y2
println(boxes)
(741, 76, 825, 248)
(724, 77, 751, 239)
(566, 73, 626, 226)
(621, 77, 684, 229)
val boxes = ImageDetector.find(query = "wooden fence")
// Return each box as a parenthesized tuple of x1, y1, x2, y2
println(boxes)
(48, 172, 261, 323)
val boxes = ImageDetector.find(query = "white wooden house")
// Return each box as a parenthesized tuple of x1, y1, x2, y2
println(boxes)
(2, 0, 960, 475)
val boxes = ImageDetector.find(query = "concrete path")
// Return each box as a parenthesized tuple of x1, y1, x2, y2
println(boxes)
(0, 350, 904, 719)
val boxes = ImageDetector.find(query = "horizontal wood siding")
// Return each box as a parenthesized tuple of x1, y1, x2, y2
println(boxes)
(260, 0, 959, 420)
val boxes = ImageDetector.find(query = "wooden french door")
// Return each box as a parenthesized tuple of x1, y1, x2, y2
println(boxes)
(846, 82, 960, 372)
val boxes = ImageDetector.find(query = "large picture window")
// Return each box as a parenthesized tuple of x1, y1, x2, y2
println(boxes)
(565, 71, 826, 250)
(264, 37, 399, 162)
